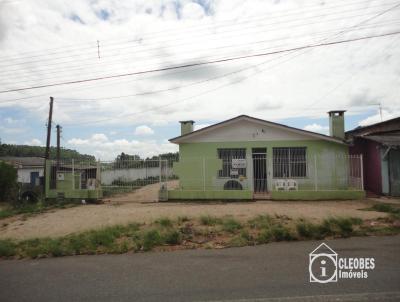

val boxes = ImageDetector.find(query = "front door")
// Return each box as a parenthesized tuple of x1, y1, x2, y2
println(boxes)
(252, 148, 267, 193)
(30, 171, 39, 186)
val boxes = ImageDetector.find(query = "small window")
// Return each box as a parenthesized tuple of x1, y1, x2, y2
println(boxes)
(273, 147, 307, 178)
(217, 148, 246, 178)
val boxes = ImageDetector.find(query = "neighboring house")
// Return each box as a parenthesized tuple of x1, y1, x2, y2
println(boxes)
(0, 156, 44, 186)
(346, 117, 400, 197)
(0, 156, 45, 201)
(167, 111, 365, 201)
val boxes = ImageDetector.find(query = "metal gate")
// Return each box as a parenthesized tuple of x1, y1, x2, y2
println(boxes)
(252, 149, 267, 193)
(100, 159, 172, 198)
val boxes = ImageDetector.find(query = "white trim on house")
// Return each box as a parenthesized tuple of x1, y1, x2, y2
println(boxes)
(170, 115, 345, 144)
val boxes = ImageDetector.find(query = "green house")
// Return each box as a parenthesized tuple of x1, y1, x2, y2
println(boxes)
(167, 111, 365, 200)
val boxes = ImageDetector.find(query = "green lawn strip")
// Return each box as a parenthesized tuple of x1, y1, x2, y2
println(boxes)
(1, 214, 399, 259)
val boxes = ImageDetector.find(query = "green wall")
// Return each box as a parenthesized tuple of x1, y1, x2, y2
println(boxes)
(271, 190, 365, 200)
(172, 140, 349, 193)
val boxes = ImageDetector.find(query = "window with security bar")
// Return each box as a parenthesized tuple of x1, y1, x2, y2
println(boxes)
(217, 148, 246, 178)
(273, 147, 307, 178)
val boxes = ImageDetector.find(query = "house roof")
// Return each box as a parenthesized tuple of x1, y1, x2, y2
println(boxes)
(346, 117, 400, 137)
(169, 115, 345, 144)
(362, 134, 400, 147)
(0, 156, 45, 167)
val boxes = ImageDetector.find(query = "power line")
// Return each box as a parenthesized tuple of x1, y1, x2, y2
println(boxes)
(2, 19, 398, 85)
(0, 0, 384, 62)
(1, 3, 396, 73)
(1, 30, 399, 94)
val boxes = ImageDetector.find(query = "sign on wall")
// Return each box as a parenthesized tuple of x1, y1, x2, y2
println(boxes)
(232, 158, 247, 169)
(230, 169, 239, 176)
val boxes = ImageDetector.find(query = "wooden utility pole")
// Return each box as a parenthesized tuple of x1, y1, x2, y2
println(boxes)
(56, 124, 62, 171)
(43, 97, 54, 192)
(45, 97, 54, 160)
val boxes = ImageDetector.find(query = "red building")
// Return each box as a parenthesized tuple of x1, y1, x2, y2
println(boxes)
(346, 117, 400, 197)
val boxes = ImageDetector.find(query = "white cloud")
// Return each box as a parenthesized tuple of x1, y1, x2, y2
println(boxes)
(92, 133, 108, 142)
(24, 138, 42, 146)
(134, 125, 154, 136)
(303, 123, 329, 135)
(67, 134, 176, 160)
(0, 0, 398, 140)
(358, 109, 399, 127)
(194, 123, 210, 131)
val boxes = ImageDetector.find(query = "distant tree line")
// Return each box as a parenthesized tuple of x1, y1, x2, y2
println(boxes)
(111, 152, 179, 168)
(0, 142, 95, 161)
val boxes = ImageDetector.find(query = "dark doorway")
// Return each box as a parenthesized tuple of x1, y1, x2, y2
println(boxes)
(252, 148, 267, 193)
(30, 171, 39, 186)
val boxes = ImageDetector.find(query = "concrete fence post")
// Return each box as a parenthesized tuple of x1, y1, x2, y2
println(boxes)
(314, 155, 318, 191)
(203, 157, 206, 191)
(72, 159, 75, 190)
(360, 154, 364, 191)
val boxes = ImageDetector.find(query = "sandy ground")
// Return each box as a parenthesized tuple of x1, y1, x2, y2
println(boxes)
(0, 181, 389, 240)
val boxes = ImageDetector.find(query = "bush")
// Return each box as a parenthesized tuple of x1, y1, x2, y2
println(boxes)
(222, 218, 242, 233)
(0, 162, 18, 203)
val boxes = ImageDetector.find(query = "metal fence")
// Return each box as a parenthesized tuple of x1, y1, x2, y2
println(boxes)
(47, 153, 363, 199)
(99, 159, 177, 196)
(173, 153, 363, 192)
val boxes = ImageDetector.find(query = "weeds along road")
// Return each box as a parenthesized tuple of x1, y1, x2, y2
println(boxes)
(0, 235, 399, 302)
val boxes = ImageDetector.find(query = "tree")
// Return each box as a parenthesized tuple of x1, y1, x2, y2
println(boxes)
(0, 162, 18, 203)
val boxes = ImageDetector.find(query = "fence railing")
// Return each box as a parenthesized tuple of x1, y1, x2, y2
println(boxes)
(172, 154, 363, 192)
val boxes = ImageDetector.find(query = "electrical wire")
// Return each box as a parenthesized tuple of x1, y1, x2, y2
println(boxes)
(1, 30, 399, 95)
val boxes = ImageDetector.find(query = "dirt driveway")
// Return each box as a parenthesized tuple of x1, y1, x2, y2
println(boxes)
(0, 182, 387, 240)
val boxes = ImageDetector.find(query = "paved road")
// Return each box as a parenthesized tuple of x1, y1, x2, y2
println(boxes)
(0, 236, 399, 302)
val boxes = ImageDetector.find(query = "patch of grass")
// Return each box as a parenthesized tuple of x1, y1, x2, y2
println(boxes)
(0, 208, 14, 219)
(2, 213, 399, 259)
(221, 217, 242, 233)
(163, 230, 182, 245)
(199, 215, 221, 226)
(270, 224, 295, 241)
(371, 203, 400, 214)
(256, 228, 272, 244)
(0, 239, 16, 257)
(155, 217, 173, 228)
(296, 220, 321, 239)
(142, 229, 162, 251)
(87, 228, 118, 248)
(177, 216, 189, 224)
(248, 215, 273, 229)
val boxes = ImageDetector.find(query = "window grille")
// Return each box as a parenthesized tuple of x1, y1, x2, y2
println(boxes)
(217, 148, 246, 178)
(273, 147, 307, 178)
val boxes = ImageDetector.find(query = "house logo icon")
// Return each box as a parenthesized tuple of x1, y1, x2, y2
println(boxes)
(309, 243, 338, 283)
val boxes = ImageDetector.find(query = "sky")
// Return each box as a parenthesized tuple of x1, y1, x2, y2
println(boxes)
(0, 0, 399, 160)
